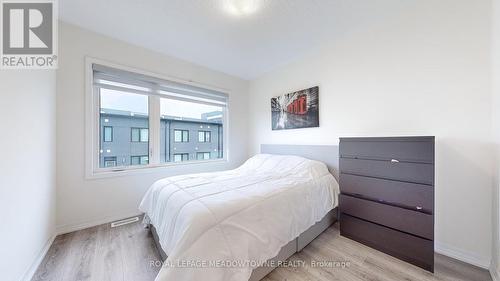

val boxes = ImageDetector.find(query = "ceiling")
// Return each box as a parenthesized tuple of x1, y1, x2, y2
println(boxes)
(60, 0, 410, 80)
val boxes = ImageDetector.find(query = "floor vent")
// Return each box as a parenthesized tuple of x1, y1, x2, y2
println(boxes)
(110, 216, 139, 228)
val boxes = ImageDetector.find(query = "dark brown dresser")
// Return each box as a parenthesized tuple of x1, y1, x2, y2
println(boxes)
(339, 136, 435, 272)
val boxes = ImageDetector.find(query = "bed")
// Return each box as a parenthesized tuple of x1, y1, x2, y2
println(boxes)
(139, 144, 340, 281)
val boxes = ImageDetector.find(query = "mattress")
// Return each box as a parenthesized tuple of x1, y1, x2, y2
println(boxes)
(139, 154, 339, 281)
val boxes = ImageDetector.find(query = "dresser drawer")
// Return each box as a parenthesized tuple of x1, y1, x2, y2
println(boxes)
(340, 158, 434, 185)
(340, 137, 434, 163)
(340, 174, 434, 212)
(340, 214, 434, 272)
(340, 194, 433, 239)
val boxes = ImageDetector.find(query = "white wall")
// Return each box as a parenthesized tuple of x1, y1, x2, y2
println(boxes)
(56, 23, 249, 233)
(492, 0, 500, 278)
(0, 71, 56, 281)
(248, 0, 493, 268)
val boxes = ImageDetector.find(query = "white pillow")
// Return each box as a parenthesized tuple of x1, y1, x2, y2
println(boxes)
(240, 154, 330, 178)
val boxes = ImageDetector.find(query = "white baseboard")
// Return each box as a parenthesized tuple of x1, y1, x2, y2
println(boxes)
(56, 210, 143, 235)
(435, 241, 490, 269)
(20, 234, 56, 281)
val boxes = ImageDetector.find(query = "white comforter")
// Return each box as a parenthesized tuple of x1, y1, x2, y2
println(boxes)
(139, 154, 339, 281)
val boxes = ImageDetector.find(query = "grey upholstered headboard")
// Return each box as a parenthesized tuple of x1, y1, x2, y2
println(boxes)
(260, 144, 339, 179)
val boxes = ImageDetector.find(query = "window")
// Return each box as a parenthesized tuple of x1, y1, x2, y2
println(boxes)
(103, 126, 113, 142)
(89, 61, 227, 175)
(197, 152, 211, 160)
(131, 128, 149, 142)
(173, 153, 189, 162)
(103, 157, 117, 167)
(99, 89, 149, 169)
(131, 155, 149, 166)
(161, 99, 223, 163)
(198, 131, 211, 143)
(174, 130, 189, 143)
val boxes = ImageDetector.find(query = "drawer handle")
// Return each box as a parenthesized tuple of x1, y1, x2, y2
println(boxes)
(416, 206, 423, 210)
(390, 159, 399, 163)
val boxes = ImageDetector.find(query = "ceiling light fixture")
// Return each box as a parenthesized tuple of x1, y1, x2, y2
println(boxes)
(223, 0, 261, 16)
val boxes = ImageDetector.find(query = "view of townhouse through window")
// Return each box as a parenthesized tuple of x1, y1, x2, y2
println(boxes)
(99, 89, 149, 168)
(160, 98, 223, 163)
(96, 66, 225, 169)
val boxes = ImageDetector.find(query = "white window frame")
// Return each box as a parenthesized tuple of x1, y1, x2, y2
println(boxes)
(85, 57, 229, 179)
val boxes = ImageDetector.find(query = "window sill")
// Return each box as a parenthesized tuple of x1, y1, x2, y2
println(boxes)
(86, 158, 228, 180)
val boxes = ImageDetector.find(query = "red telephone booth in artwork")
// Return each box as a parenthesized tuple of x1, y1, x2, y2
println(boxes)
(296, 95, 307, 115)
(286, 95, 308, 115)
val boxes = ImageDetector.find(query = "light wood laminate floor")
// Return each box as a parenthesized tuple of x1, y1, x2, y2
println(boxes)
(32, 221, 492, 281)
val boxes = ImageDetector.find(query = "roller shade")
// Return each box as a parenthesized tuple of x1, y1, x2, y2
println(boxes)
(93, 64, 228, 107)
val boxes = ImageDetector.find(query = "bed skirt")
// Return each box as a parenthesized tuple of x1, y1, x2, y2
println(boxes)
(149, 207, 338, 281)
